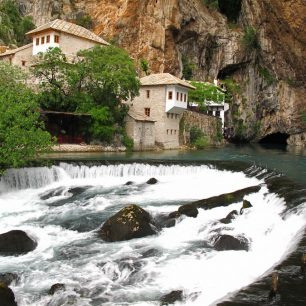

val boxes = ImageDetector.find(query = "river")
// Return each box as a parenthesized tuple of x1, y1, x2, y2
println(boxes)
(0, 144, 305, 305)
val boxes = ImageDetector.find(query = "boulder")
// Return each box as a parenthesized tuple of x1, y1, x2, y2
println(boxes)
(214, 235, 249, 251)
(168, 211, 181, 219)
(0, 273, 19, 286)
(178, 185, 260, 214)
(40, 187, 66, 200)
(98, 205, 156, 242)
(178, 204, 198, 218)
(0, 282, 18, 306)
(220, 210, 238, 224)
(160, 290, 183, 305)
(154, 214, 176, 229)
(240, 200, 253, 214)
(49, 283, 66, 295)
(125, 181, 134, 186)
(0, 230, 37, 255)
(146, 178, 158, 185)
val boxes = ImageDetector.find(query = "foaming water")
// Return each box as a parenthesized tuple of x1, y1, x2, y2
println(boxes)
(0, 163, 305, 306)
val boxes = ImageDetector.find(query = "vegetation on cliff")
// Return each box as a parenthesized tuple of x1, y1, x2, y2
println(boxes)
(33, 45, 140, 144)
(0, 0, 34, 46)
(0, 62, 52, 172)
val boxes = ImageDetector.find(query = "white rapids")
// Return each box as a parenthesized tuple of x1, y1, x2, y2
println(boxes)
(0, 163, 305, 306)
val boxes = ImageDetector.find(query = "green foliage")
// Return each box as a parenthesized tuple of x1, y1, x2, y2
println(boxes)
(258, 66, 275, 85)
(194, 136, 210, 149)
(301, 112, 306, 124)
(222, 77, 241, 104)
(202, 0, 219, 10)
(89, 107, 116, 142)
(122, 133, 134, 150)
(189, 81, 225, 107)
(33, 45, 140, 143)
(242, 26, 260, 51)
(75, 14, 93, 29)
(0, 62, 52, 171)
(182, 56, 195, 80)
(189, 126, 210, 149)
(0, 0, 35, 46)
(140, 58, 149, 76)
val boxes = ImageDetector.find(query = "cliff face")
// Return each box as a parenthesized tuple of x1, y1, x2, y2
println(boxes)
(16, 0, 306, 144)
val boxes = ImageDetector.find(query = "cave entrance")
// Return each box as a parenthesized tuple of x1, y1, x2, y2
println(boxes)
(218, 0, 242, 23)
(259, 133, 289, 145)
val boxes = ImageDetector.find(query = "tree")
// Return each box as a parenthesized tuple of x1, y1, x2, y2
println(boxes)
(0, 63, 52, 171)
(0, 0, 35, 46)
(33, 45, 140, 143)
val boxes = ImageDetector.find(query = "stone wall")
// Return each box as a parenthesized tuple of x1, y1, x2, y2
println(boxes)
(180, 110, 223, 145)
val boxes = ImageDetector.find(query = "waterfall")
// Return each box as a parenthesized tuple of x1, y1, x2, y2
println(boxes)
(0, 166, 68, 192)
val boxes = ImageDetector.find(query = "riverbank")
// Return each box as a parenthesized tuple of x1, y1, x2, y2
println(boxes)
(52, 144, 127, 152)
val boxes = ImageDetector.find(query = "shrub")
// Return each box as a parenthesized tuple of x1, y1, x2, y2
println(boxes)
(242, 26, 260, 51)
(194, 136, 210, 149)
(122, 133, 134, 150)
(202, 0, 219, 10)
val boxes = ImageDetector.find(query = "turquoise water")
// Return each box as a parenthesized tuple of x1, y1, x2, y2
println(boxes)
(44, 144, 306, 186)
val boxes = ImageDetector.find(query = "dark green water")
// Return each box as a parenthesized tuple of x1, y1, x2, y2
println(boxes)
(44, 143, 306, 186)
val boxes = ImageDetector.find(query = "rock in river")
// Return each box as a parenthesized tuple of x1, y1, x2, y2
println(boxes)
(214, 235, 249, 251)
(160, 290, 183, 305)
(98, 205, 156, 242)
(0, 282, 18, 306)
(0, 230, 37, 255)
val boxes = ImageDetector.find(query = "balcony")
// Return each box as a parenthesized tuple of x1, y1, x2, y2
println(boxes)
(165, 99, 187, 114)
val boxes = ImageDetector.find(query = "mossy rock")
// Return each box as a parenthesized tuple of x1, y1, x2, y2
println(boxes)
(0, 282, 17, 306)
(98, 205, 156, 242)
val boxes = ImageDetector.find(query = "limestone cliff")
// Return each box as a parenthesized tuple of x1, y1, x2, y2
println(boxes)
(15, 0, 306, 144)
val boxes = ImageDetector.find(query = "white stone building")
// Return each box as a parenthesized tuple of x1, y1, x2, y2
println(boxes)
(0, 19, 108, 68)
(126, 73, 195, 149)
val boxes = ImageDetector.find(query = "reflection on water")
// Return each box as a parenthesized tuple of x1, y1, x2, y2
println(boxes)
(43, 144, 306, 185)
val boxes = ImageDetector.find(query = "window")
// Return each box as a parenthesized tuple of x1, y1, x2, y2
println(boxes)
(167, 113, 170, 118)
(36, 38, 39, 46)
(46, 35, 50, 43)
(167, 129, 169, 135)
(184, 94, 187, 102)
(21, 60, 26, 66)
(176, 92, 179, 100)
(180, 93, 183, 101)
(146, 90, 150, 98)
(54, 35, 60, 43)
(144, 108, 150, 116)
(168, 91, 173, 100)
(174, 130, 177, 135)
(171, 129, 173, 135)
(41, 36, 45, 44)
(175, 114, 178, 119)
(216, 111, 220, 117)
(171, 113, 174, 119)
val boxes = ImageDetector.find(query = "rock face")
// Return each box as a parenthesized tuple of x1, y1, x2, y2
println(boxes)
(0, 230, 37, 255)
(0, 283, 18, 306)
(98, 204, 156, 242)
(14, 0, 306, 144)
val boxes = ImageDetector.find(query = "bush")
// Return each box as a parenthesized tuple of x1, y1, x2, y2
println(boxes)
(194, 136, 210, 149)
(122, 134, 134, 150)
(190, 126, 204, 144)
(242, 26, 260, 51)
(75, 14, 93, 29)
(202, 0, 219, 10)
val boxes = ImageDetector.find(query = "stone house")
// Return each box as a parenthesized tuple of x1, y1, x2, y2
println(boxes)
(0, 19, 109, 68)
(126, 73, 195, 149)
(125, 113, 156, 151)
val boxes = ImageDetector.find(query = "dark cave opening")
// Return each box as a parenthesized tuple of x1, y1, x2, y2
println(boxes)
(259, 133, 289, 145)
(218, 0, 242, 23)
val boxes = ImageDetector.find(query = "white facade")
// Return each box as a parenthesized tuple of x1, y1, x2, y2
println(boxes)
(32, 31, 60, 55)
(165, 85, 188, 113)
